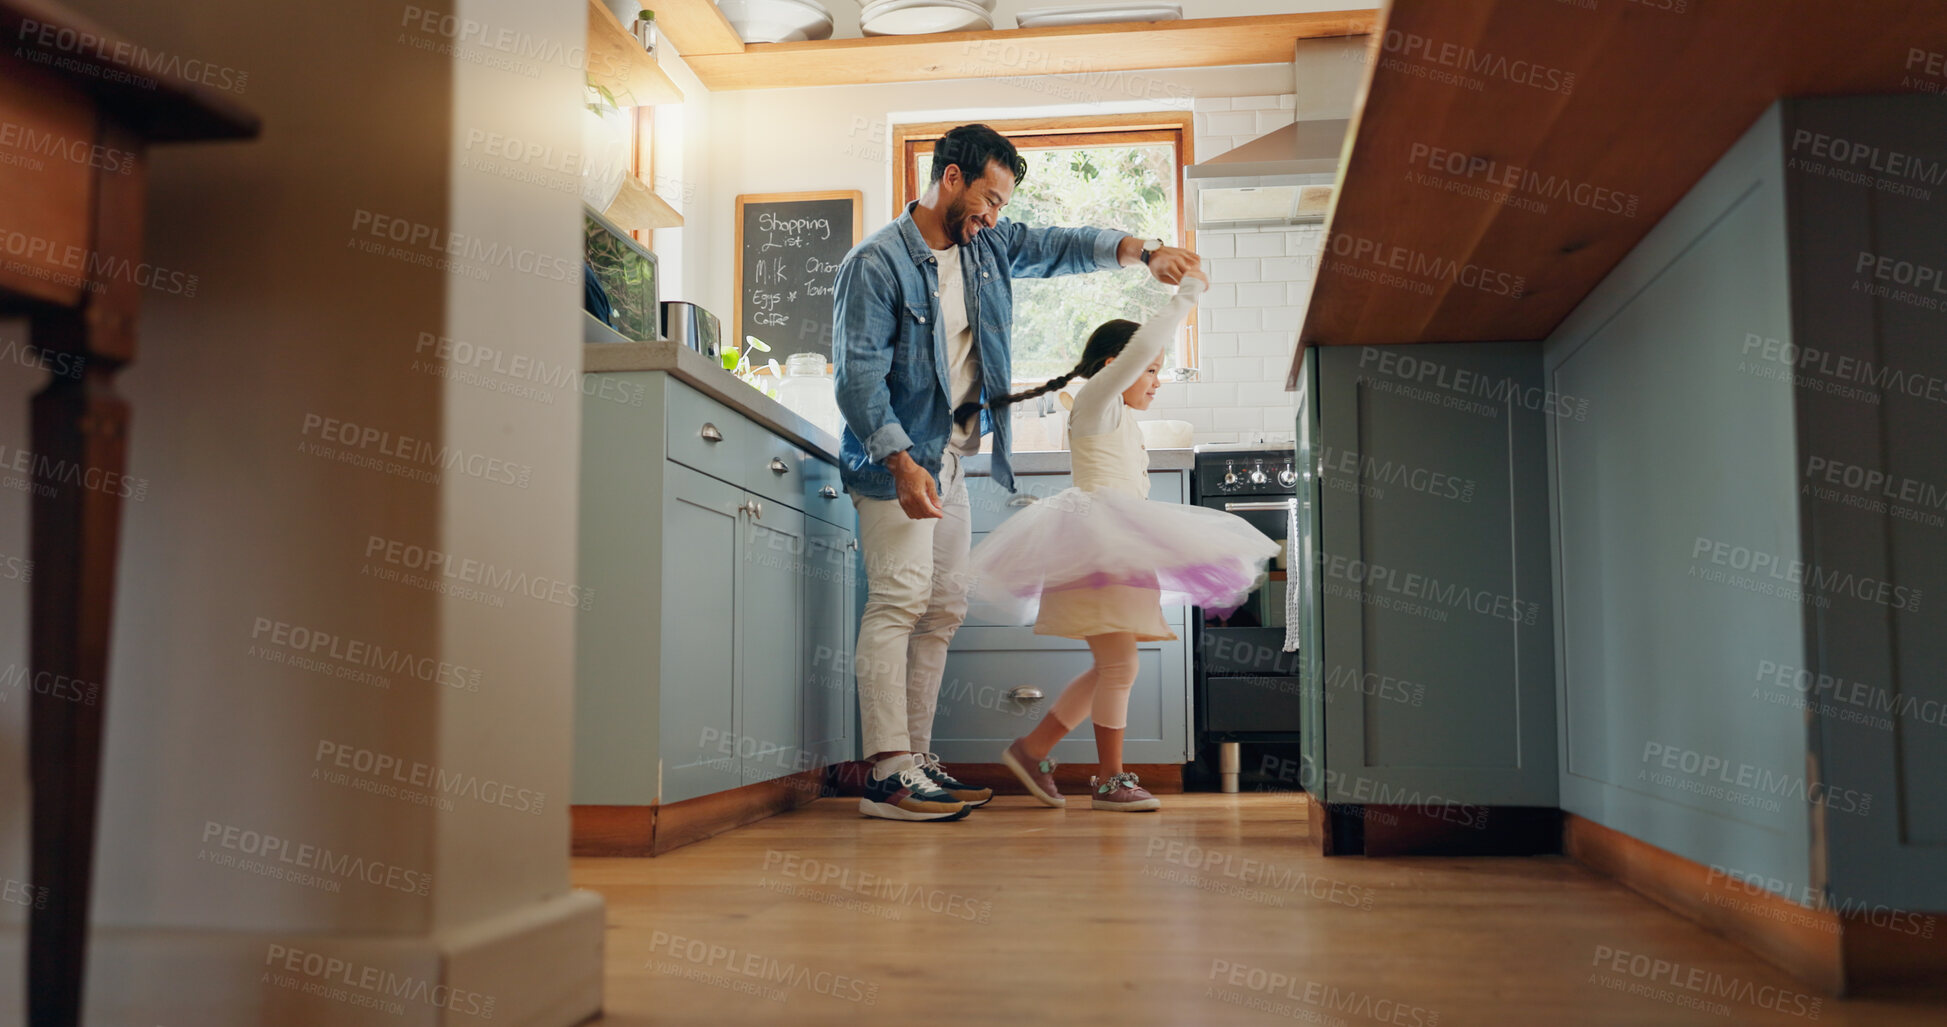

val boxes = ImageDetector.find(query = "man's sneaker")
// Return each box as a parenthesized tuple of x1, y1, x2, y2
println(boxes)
(1091, 771, 1160, 812)
(916, 752, 993, 807)
(1000, 738, 1065, 807)
(858, 759, 972, 821)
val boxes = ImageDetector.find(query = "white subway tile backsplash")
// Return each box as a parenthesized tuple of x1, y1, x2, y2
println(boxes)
(1261, 306, 1305, 331)
(1255, 109, 1296, 134)
(1234, 94, 1281, 110)
(1236, 282, 1286, 307)
(1183, 381, 1238, 407)
(1240, 379, 1292, 406)
(1235, 232, 1286, 259)
(1237, 332, 1289, 358)
(1210, 307, 1261, 333)
(1286, 281, 1314, 306)
(1195, 136, 1227, 160)
(1208, 356, 1262, 380)
(1279, 94, 1297, 109)
(1202, 283, 1238, 308)
(1193, 96, 1234, 112)
(1211, 257, 1260, 283)
(1211, 406, 1262, 430)
(1203, 111, 1256, 136)
(1260, 256, 1310, 280)
(1286, 231, 1320, 256)
(1196, 332, 1238, 358)
(1196, 233, 1236, 260)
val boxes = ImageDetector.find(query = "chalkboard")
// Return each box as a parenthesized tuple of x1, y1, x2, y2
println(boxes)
(735, 191, 864, 361)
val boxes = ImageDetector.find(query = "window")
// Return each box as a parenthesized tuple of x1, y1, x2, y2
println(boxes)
(895, 115, 1196, 386)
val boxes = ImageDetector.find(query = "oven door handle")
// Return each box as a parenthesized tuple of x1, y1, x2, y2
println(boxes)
(1222, 499, 1296, 512)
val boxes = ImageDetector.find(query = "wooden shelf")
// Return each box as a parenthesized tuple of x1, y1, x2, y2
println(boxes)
(672, 10, 1377, 91)
(1292, 0, 1947, 368)
(604, 175, 684, 232)
(656, 0, 746, 57)
(586, 0, 683, 106)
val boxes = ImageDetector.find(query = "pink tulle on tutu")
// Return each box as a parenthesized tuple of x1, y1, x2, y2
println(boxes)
(968, 486, 1281, 625)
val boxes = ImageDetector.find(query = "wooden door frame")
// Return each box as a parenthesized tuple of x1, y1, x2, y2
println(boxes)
(893, 112, 1200, 371)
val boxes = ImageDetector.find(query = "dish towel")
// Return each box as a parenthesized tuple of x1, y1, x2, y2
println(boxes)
(1284, 495, 1302, 653)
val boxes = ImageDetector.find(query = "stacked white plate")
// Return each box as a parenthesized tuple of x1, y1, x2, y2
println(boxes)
(859, 0, 996, 36)
(715, 0, 835, 42)
(1015, 3, 1182, 29)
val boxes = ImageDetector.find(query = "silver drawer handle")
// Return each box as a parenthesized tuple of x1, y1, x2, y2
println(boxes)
(845, 538, 859, 551)
(700, 423, 724, 443)
(819, 485, 838, 499)
(1224, 499, 1296, 512)
(770, 457, 790, 475)
(739, 499, 764, 520)
(1007, 495, 1038, 507)
(1005, 686, 1043, 701)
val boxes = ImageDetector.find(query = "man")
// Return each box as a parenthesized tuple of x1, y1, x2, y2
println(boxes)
(832, 123, 1202, 821)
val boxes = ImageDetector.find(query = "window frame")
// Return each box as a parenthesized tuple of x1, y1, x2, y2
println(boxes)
(892, 113, 1199, 371)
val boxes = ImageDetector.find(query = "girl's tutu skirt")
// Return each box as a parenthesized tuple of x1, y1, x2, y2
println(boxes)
(968, 487, 1282, 641)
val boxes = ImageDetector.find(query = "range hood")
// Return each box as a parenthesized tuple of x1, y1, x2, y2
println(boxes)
(1185, 38, 1356, 230)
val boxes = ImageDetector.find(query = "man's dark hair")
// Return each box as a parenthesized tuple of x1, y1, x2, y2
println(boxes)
(930, 123, 1028, 187)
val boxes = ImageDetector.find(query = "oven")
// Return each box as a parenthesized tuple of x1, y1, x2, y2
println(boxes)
(1191, 443, 1303, 790)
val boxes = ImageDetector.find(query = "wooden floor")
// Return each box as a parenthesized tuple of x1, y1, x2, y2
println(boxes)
(574, 794, 1942, 1026)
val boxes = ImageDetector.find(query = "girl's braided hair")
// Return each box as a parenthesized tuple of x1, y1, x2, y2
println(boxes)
(953, 318, 1142, 430)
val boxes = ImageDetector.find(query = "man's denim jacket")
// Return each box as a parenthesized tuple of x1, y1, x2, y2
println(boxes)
(832, 200, 1127, 500)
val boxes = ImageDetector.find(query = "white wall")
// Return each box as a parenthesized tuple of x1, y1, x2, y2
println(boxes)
(657, 37, 1361, 447)
(0, 1, 601, 1022)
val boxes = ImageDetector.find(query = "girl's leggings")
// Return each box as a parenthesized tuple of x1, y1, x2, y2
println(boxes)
(1047, 632, 1139, 731)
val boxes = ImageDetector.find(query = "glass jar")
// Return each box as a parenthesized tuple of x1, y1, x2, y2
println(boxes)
(774, 352, 842, 440)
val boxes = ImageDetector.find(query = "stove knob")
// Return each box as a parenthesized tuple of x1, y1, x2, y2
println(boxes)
(1222, 461, 1238, 488)
(1278, 465, 1297, 488)
(1248, 461, 1269, 486)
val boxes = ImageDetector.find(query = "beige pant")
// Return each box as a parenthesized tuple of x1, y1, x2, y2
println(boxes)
(853, 451, 972, 757)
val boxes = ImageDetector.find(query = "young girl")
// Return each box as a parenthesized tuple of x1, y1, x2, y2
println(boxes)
(957, 270, 1279, 811)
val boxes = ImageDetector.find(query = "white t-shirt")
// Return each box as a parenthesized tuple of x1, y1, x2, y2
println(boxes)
(932, 244, 983, 455)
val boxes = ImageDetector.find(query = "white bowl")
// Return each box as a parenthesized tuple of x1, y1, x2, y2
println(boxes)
(1138, 419, 1195, 449)
(861, 0, 994, 35)
(716, 0, 834, 42)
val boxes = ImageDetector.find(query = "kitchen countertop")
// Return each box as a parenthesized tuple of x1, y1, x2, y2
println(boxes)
(584, 341, 844, 463)
(584, 341, 1197, 478)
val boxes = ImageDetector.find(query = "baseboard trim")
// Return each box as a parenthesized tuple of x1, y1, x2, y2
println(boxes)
(571, 770, 824, 857)
(0, 890, 605, 1026)
(1564, 813, 1846, 994)
(822, 761, 1185, 797)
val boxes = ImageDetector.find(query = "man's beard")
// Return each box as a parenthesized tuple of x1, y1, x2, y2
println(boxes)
(943, 195, 973, 245)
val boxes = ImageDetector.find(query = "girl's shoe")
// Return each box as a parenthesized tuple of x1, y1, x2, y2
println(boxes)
(999, 738, 1065, 807)
(1091, 771, 1161, 811)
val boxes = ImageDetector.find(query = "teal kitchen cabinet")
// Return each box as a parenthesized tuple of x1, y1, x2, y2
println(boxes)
(576, 369, 859, 809)
(1289, 343, 1560, 850)
(657, 462, 745, 802)
(801, 514, 858, 767)
(933, 468, 1195, 765)
(738, 496, 807, 788)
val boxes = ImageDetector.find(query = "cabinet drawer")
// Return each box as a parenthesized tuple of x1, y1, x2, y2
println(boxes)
(666, 384, 749, 480)
(934, 630, 1173, 749)
(967, 473, 1072, 533)
(745, 425, 809, 510)
(801, 457, 852, 527)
